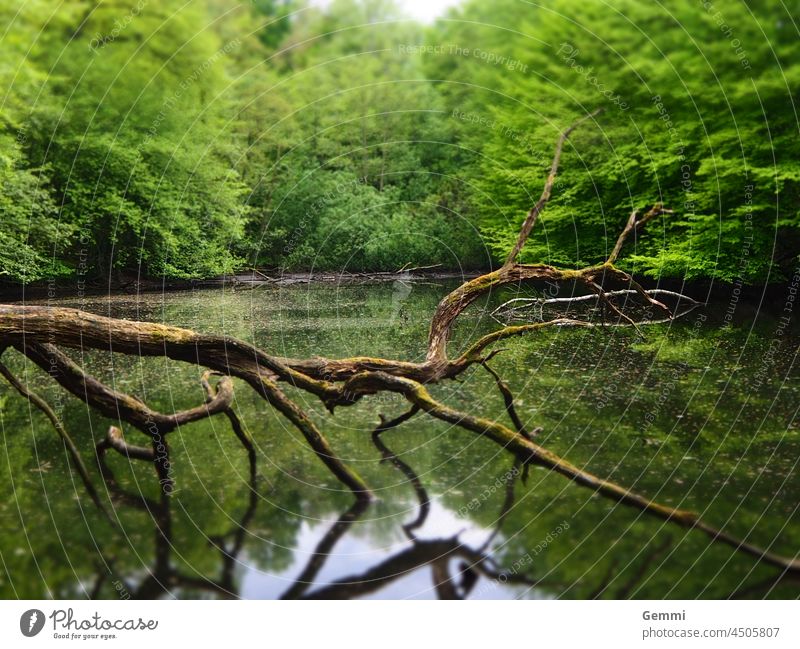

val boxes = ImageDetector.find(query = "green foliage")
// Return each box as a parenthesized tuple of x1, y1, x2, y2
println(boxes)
(0, 141, 72, 281)
(0, 1, 73, 282)
(236, 0, 484, 270)
(2, 0, 247, 281)
(426, 0, 800, 281)
(1, 0, 798, 282)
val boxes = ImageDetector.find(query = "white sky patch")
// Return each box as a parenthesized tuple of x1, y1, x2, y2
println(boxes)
(309, 0, 463, 23)
(397, 0, 463, 22)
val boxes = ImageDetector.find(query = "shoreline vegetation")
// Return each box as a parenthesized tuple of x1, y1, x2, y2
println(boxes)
(2, 270, 796, 310)
(0, 268, 800, 314)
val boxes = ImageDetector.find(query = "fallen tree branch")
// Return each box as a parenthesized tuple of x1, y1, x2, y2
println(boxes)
(505, 108, 604, 266)
(9, 340, 370, 499)
(340, 371, 800, 575)
(492, 288, 701, 317)
(607, 205, 672, 265)
(97, 426, 154, 461)
(1, 109, 794, 587)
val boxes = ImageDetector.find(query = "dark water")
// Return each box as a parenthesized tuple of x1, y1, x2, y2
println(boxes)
(1, 280, 798, 599)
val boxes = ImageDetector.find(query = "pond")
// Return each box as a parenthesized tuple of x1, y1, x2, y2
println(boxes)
(1, 279, 798, 599)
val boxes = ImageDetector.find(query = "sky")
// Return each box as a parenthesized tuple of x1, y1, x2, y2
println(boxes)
(310, 0, 464, 23)
(396, 0, 463, 22)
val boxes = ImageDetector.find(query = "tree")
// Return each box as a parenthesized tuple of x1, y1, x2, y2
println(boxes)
(3, 0, 248, 281)
(2, 117, 797, 592)
(241, 0, 484, 271)
(426, 0, 800, 281)
(0, 0, 73, 282)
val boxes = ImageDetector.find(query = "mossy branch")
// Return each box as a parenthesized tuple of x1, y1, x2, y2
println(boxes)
(0, 111, 792, 584)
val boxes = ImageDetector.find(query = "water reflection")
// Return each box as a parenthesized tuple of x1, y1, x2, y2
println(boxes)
(81, 408, 794, 600)
(91, 412, 542, 600)
(92, 423, 257, 599)
(285, 424, 536, 600)
(1, 283, 798, 599)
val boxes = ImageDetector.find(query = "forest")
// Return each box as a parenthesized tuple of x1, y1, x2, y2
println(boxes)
(2, 0, 798, 284)
(1, 0, 799, 606)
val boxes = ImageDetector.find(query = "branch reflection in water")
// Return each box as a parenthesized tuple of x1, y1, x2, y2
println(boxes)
(87, 403, 548, 600)
(79, 397, 800, 600)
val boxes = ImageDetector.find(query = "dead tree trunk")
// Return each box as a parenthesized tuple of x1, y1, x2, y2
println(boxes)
(1, 110, 797, 578)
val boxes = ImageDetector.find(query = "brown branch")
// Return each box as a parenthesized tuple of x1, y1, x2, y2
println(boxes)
(607, 204, 672, 265)
(341, 371, 800, 576)
(426, 264, 588, 363)
(13, 341, 369, 500)
(201, 371, 256, 461)
(455, 318, 596, 366)
(505, 108, 604, 267)
(255, 375, 372, 499)
(601, 265, 674, 320)
(17, 342, 235, 435)
(97, 426, 154, 461)
(0, 307, 340, 405)
(480, 361, 538, 439)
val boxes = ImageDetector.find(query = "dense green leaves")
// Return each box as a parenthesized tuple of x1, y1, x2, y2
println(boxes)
(426, 0, 800, 281)
(1, 0, 798, 282)
(2, 0, 247, 281)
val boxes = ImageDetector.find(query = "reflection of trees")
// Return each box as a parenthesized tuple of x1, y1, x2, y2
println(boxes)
(92, 410, 545, 600)
(90, 407, 693, 600)
(90, 396, 258, 600)
(585, 537, 673, 599)
(110, 405, 706, 600)
(1, 379, 793, 599)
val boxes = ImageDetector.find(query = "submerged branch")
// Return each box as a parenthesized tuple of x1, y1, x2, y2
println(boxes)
(492, 288, 701, 319)
(341, 371, 800, 575)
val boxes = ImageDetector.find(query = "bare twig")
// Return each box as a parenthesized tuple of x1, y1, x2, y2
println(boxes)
(480, 361, 538, 439)
(607, 204, 672, 265)
(505, 108, 604, 266)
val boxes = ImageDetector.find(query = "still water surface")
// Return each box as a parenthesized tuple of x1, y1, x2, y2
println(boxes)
(1, 280, 798, 598)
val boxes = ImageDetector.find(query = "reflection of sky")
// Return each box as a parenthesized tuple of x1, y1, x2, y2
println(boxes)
(240, 499, 538, 599)
(310, 0, 463, 23)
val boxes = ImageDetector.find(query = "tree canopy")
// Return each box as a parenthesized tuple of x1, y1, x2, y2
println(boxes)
(1, 0, 798, 283)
